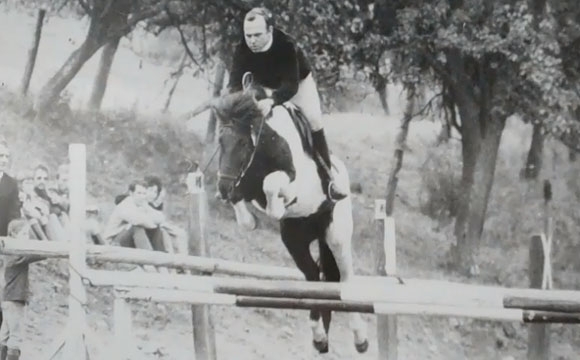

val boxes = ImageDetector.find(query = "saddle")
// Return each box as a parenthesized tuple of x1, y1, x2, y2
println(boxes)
(282, 103, 315, 158)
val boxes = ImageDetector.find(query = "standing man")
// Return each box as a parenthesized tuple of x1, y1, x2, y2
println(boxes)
(0, 140, 20, 239)
(227, 7, 348, 201)
(0, 139, 21, 360)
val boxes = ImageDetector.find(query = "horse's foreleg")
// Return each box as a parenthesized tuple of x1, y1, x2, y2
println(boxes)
(263, 171, 291, 219)
(231, 201, 257, 230)
(325, 199, 369, 353)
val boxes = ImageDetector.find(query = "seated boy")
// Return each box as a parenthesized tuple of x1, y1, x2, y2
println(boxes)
(103, 180, 170, 272)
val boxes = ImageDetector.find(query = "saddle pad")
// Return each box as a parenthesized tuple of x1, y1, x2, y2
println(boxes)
(283, 103, 314, 157)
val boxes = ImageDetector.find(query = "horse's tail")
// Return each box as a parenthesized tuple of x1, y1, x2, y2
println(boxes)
(318, 239, 340, 334)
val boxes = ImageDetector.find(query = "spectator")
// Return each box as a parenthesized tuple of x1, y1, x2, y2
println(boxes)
(21, 165, 67, 242)
(0, 219, 46, 360)
(15, 170, 47, 241)
(144, 176, 188, 255)
(115, 176, 188, 255)
(47, 163, 70, 225)
(84, 204, 105, 246)
(115, 175, 165, 210)
(0, 140, 20, 238)
(103, 180, 169, 272)
(144, 175, 165, 211)
(0, 140, 19, 340)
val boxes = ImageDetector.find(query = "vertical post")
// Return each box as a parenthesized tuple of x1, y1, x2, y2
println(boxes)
(186, 169, 217, 360)
(375, 89, 413, 360)
(114, 297, 133, 360)
(528, 180, 553, 360)
(375, 199, 398, 360)
(64, 143, 89, 359)
(527, 235, 550, 360)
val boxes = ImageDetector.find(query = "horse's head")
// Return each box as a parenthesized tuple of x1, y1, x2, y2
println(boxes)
(184, 73, 268, 204)
(214, 91, 264, 203)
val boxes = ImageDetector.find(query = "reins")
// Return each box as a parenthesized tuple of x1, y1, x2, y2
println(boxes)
(217, 114, 267, 189)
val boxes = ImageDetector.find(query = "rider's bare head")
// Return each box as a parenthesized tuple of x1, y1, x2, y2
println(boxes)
(243, 7, 274, 53)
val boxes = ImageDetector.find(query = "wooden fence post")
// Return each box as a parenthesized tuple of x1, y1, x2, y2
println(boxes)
(376, 87, 414, 360)
(528, 180, 553, 360)
(114, 297, 134, 360)
(47, 143, 91, 359)
(527, 235, 551, 360)
(187, 169, 217, 360)
(375, 199, 398, 360)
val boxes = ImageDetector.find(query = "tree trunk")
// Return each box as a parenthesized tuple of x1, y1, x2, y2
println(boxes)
(162, 53, 188, 113)
(569, 149, 577, 162)
(20, 8, 46, 95)
(205, 61, 226, 144)
(453, 99, 480, 261)
(35, 37, 103, 118)
(436, 118, 451, 144)
(523, 123, 544, 179)
(34, 0, 133, 119)
(375, 74, 390, 115)
(453, 101, 505, 273)
(87, 36, 121, 111)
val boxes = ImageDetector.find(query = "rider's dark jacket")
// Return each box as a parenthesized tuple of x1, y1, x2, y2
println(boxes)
(228, 28, 312, 105)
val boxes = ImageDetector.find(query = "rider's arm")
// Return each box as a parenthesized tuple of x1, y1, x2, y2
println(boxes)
(271, 43, 301, 105)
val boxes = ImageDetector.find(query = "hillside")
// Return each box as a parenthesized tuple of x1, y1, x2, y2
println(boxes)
(1, 5, 580, 360)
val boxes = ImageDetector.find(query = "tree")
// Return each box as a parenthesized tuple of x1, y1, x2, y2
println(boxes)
(34, 0, 168, 119)
(358, 0, 580, 274)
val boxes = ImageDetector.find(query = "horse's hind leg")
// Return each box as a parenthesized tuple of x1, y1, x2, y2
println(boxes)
(317, 240, 339, 345)
(325, 199, 369, 353)
(280, 218, 328, 354)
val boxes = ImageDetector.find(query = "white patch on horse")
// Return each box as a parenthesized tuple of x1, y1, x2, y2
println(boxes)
(310, 318, 327, 343)
(259, 106, 329, 218)
(324, 192, 368, 347)
(262, 171, 291, 219)
(231, 201, 256, 230)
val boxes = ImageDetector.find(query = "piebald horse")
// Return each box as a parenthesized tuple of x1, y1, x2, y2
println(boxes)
(184, 76, 368, 354)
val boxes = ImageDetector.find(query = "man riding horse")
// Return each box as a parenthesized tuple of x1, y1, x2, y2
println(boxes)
(227, 7, 347, 202)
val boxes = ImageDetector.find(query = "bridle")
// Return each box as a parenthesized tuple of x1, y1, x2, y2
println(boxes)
(217, 114, 267, 193)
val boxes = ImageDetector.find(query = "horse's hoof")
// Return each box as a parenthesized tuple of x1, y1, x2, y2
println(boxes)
(313, 340, 329, 354)
(355, 339, 369, 353)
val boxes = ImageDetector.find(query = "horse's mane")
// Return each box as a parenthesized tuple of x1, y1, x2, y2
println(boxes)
(217, 91, 263, 128)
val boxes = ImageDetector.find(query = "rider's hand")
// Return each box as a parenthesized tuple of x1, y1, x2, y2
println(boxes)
(257, 98, 274, 117)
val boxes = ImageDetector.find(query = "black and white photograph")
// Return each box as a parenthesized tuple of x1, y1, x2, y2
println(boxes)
(0, 0, 579, 359)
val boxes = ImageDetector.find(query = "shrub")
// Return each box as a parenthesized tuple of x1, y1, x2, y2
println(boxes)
(418, 141, 462, 224)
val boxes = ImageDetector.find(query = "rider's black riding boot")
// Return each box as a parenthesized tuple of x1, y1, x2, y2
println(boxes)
(1, 345, 8, 360)
(312, 129, 347, 201)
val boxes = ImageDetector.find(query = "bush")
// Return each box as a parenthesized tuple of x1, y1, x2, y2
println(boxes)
(0, 88, 204, 208)
(418, 141, 462, 224)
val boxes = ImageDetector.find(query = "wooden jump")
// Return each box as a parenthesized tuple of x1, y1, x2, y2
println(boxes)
(83, 269, 580, 317)
(0, 238, 303, 280)
(3, 237, 580, 319)
(114, 287, 580, 324)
